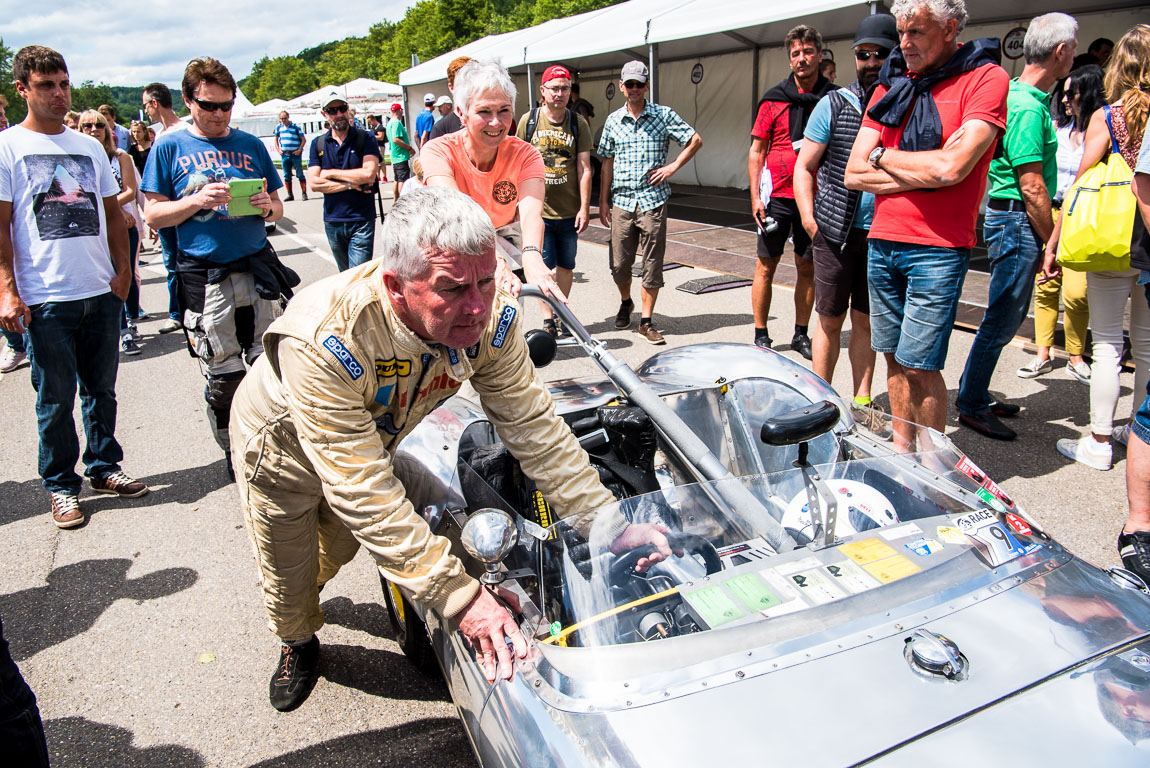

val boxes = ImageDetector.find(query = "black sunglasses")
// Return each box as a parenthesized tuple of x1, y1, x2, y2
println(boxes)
(855, 48, 891, 61)
(193, 97, 234, 113)
(324, 104, 349, 115)
(80, 122, 103, 130)
(623, 80, 645, 89)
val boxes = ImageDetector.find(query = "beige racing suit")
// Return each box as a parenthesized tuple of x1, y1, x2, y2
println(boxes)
(230, 260, 624, 642)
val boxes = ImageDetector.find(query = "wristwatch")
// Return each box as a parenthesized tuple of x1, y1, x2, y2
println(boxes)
(260, 207, 272, 219)
(868, 146, 886, 168)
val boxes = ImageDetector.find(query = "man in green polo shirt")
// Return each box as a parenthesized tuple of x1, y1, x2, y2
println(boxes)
(955, 12, 1077, 441)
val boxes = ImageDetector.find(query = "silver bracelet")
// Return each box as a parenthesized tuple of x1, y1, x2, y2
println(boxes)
(522, 245, 542, 255)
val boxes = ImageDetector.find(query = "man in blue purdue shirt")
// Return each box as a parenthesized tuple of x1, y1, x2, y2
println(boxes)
(273, 110, 307, 201)
(306, 95, 381, 271)
(142, 57, 286, 476)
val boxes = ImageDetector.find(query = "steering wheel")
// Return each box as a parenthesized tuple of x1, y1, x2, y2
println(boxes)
(607, 532, 722, 586)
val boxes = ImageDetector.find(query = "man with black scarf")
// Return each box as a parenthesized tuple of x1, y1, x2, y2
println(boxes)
(748, 24, 837, 357)
(845, 0, 1008, 452)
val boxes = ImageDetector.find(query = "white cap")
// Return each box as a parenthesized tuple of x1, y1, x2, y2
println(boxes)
(423, 92, 436, 103)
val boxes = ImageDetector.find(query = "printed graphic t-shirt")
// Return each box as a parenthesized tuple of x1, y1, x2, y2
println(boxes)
(142, 127, 283, 264)
(421, 132, 545, 229)
(515, 109, 592, 220)
(0, 125, 120, 304)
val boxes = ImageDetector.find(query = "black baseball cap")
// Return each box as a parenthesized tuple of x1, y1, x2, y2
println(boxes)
(854, 14, 898, 49)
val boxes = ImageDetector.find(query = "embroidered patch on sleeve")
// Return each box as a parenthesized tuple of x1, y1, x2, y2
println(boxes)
(491, 305, 517, 349)
(322, 335, 364, 380)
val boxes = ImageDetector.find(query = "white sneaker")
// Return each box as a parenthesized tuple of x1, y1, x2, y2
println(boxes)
(1113, 424, 1131, 447)
(126, 319, 142, 341)
(1065, 360, 1091, 384)
(1017, 356, 1052, 378)
(1056, 436, 1112, 471)
(0, 345, 28, 373)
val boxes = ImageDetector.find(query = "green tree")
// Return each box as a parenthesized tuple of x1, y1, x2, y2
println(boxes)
(251, 57, 318, 102)
(71, 80, 117, 113)
(0, 38, 26, 125)
(315, 38, 371, 85)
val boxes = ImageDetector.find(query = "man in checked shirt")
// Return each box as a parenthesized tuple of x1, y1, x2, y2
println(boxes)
(598, 61, 702, 344)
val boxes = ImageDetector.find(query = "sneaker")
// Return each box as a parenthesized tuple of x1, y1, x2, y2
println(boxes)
(284, 194, 295, 202)
(1056, 435, 1112, 471)
(158, 317, 183, 334)
(791, 331, 813, 360)
(1113, 424, 1131, 447)
(126, 320, 142, 341)
(1118, 530, 1150, 585)
(638, 321, 666, 345)
(121, 334, 141, 356)
(754, 333, 773, 350)
(301, 191, 308, 201)
(1065, 359, 1091, 384)
(614, 299, 634, 330)
(91, 470, 149, 498)
(1, 346, 28, 373)
(542, 318, 559, 338)
(850, 402, 893, 440)
(1016, 356, 1052, 378)
(50, 492, 84, 529)
(134, 310, 150, 321)
(269, 636, 320, 712)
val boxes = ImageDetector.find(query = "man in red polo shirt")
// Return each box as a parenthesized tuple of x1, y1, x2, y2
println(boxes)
(748, 24, 838, 357)
(846, 0, 1007, 451)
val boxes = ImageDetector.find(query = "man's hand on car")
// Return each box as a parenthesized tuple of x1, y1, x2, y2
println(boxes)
(455, 586, 528, 682)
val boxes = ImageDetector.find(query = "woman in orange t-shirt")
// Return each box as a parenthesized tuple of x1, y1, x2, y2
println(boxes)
(421, 59, 562, 300)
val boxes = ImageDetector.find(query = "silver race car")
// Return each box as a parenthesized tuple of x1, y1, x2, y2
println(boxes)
(382, 288, 1150, 767)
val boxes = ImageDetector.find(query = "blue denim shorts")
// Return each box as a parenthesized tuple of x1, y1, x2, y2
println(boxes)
(542, 217, 578, 271)
(868, 238, 971, 371)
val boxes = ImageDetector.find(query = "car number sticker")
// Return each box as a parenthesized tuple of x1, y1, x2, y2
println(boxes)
(1005, 513, 1031, 536)
(936, 526, 967, 544)
(862, 554, 922, 584)
(968, 521, 1027, 566)
(785, 567, 848, 605)
(823, 560, 880, 594)
(725, 573, 783, 612)
(840, 537, 899, 565)
(682, 585, 746, 627)
(905, 537, 943, 557)
(879, 522, 923, 541)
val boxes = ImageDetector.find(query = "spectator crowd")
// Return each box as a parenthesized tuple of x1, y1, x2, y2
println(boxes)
(3, 0, 1150, 758)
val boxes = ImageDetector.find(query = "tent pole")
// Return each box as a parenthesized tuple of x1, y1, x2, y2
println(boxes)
(869, 1, 878, 13)
(752, 45, 760, 119)
(649, 43, 660, 103)
(527, 63, 534, 109)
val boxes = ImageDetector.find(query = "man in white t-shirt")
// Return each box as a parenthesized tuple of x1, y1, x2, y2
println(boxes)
(0, 45, 148, 530)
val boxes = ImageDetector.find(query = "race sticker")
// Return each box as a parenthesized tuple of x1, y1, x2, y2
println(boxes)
(773, 556, 823, 576)
(823, 560, 880, 594)
(956, 455, 987, 484)
(862, 554, 922, 583)
(549, 621, 561, 636)
(957, 455, 1015, 508)
(491, 305, 517, 348)
(954, 510, 997, 533)
(967, 521, 1027, 566)
(323, 335, 364, 380)
(1005, 513, 1032, 536)
(683, 585, 745, 627)
(786, 567, 847, 605)
(759, 569, 808, 617)
(879, 522, 923, 541)
(936, 526, 967, 545)
(905, 537, 943, 557)
(840, 538, 899, 565)
(976, 487, 1007, 513)
(725, 573, 783, 612)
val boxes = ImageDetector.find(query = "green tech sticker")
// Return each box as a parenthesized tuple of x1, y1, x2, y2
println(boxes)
(684, 585, 746, 627)
(549, 621, 561, 637)
(725, 573, 782, 612)
(975, 487, 1006, 512)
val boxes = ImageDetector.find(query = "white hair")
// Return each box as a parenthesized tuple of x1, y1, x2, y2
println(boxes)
(890, 0, 968, 34)
(1024, 13, 1078, 64)
(452, 59, 517, 116)
(380, 186, 496, 280)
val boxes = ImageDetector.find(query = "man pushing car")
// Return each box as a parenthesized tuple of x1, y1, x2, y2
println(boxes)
(230, 186, 672, 711)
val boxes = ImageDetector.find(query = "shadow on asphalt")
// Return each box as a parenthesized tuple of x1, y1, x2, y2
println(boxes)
(46, 717, 206, 768)
(321, 596, 391, 638)
(0, 559, 197, 661)
(245, 718, 475, 767)
(319, 642, 452, 702)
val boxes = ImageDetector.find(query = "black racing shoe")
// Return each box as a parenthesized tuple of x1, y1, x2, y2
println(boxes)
(1118, 530, 1150, 585)
(754, 333, 773, 350)
(790, 331, 813, 360)
(269, 636, 320, 712)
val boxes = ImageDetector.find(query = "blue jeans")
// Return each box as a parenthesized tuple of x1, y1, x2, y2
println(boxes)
(121, 226, 141, 330)
(868, 239, 970, 371)
(542, 217, 579, 270)
(2, 328, 25, 353)
(1134, 282, 1150, 446)
(0, 616, 49, 768)
(159, 227, 180, 321)
(324, 220, 376, 272)
(281, 153, 305, 182)
(957, 210, 1041, 414)
(26, 292, 124, 495)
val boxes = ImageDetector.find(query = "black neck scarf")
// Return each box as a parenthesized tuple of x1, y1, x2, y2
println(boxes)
(759, 74, 839, 142)
(867, 37, 1001, 151)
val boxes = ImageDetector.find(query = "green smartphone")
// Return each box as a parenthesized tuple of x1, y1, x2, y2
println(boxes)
(226, 178, 265, 217)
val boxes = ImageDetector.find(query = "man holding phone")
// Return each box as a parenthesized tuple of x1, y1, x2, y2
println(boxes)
(142, 57, 286, 476)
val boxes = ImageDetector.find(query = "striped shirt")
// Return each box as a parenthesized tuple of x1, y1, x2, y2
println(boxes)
(597, 101, 696, 212)
(273, 122, 305, 154)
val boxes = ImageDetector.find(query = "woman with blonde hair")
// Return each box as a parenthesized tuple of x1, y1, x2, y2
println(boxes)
(79, 109, 145, 355)
(1044, 24, 1150, 473)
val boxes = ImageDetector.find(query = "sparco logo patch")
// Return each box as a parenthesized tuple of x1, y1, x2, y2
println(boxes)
(323, 335, 364, 380)
(491, 305, 517, 348)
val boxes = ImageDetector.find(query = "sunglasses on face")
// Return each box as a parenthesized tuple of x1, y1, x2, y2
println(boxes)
(192, 97, 234, 113)
(80, 123, 104, 131)
(623, 81, 645, 89)
(855, 48, 891, 61)
(324, 104, 349, 115)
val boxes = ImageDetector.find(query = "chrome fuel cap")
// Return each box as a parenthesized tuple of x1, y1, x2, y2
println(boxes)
(905, 629, 968, 680)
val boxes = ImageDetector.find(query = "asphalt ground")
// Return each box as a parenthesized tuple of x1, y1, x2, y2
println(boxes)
(0, 193, 1137, 767)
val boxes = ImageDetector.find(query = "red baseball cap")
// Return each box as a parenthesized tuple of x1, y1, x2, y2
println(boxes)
(541, 65, 572, 85)
(389, 102, 403, 113)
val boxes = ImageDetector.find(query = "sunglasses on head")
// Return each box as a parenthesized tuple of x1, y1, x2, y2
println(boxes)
(623, 80, 645, 89)
(80, 122, 103, 130)
(193, 97, 234, 113)
(324, 104, 349, 115)
(855, 48, 891, 61)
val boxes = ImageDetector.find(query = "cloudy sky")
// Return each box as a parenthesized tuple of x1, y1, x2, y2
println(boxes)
(3, 0, 412, 87)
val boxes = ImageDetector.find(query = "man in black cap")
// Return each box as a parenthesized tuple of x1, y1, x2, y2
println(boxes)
(793, 14, 898, 439)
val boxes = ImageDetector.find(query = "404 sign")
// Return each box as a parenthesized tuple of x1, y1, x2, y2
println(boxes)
(1003, 27, 1026, 60)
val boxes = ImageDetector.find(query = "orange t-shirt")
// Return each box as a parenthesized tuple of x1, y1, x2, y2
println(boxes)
(420, 132, 545, 229)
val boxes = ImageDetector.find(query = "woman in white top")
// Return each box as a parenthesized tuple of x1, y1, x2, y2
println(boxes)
(1018, 64, 1105, 383)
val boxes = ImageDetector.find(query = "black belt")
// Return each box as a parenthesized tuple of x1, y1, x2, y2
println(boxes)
(987, 197, 1028, 212)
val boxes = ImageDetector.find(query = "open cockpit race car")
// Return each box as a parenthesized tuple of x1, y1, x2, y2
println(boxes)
(381, 287, 1150, 767)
